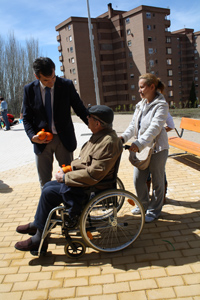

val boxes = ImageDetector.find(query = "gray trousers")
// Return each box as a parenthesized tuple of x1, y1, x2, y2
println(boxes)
(35, 134, 73, 188)
(133, 149, 168, 218)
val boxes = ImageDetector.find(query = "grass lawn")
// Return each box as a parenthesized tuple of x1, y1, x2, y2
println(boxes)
(169, 108, 200, 119)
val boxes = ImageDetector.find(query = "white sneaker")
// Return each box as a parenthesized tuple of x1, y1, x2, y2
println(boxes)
(131, 207, 141, 215)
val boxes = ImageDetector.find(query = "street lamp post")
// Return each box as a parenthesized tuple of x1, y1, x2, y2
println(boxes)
(86, 0, 100, 105)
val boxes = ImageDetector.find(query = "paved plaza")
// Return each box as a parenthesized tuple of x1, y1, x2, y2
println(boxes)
(0, 115, 200, 300)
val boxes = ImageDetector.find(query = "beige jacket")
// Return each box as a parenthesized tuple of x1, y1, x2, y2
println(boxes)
(64, 128, 123, 188)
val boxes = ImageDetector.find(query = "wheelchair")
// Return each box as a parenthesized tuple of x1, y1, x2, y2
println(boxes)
(36, 153, 145, 258)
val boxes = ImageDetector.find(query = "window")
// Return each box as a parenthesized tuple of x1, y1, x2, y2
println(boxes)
(130, 74, 134, 78)
(127, 29, 131, 35)
(129, 63, 133, 68)
(168, 80, 173, 87)
(74, 79, 77, 85)
(149, 48, 154, 54)
(132, 95, 136, 101)
(166, 37, 171, 43)
(131, 85, 135, 89)
(195, 77, 198, 81)
(147, 25, 151, 30)
(149, 60, 154, 67)
(129, 52, 133, 57)
(69, 35, 72, 42)
(72, 68, 76, 74)
(168, 70, 173, 76)
(148, 37, 152, 42)
(167, 58, 172, 65)
(126, 18, 130, 24)
(168, 91, 173, 97)
(146, 12, 151, 19)
(128, 40, 132, 47)
(70, 47, 73, 53)
(194, 50, 198, 54)
(167, 48, 172, 54)
(68, 25, 71, 30)
(71, 57, 75, 64)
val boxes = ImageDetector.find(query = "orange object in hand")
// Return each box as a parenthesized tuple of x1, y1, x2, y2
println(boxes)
(37, 129, 47, 140)
(62, 164, 72, 173)
(46, 132, 53, 141)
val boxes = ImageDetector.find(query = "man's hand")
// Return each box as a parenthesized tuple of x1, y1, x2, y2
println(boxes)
(31, 135, 52, 144)
(55, 167, 65, 183)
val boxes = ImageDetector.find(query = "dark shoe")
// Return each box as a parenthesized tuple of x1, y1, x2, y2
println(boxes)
(14, 237, 48, 254)
(65, 215, 79, 229)
(16, 223, 37, 235)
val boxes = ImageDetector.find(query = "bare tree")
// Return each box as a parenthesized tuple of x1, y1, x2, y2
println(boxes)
(0, 32, 41, 117)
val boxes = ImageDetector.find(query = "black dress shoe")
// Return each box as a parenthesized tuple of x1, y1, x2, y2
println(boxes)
(16, 223, 37, 235)
(14, 237, 48, 254)
(65, 215, 79, 229)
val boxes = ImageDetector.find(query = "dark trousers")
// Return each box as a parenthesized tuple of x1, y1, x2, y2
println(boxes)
(34, 181, 85, 231)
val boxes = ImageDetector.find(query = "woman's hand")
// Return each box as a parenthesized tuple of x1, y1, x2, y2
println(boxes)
(129, 143, 139, 152)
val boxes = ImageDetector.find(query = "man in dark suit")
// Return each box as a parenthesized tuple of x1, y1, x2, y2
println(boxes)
(23, 57, 88, 188)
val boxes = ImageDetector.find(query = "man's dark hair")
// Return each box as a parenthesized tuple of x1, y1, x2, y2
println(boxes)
(33, 57, 55, 77)
(0, 97, 4, 100)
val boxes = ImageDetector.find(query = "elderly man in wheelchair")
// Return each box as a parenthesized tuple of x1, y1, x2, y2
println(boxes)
(15, 105, 124, 253)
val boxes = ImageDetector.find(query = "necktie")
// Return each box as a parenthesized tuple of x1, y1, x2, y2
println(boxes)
(45, 87, 52, 131)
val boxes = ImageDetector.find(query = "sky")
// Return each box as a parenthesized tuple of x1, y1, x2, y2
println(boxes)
(1, 0, 200, 76)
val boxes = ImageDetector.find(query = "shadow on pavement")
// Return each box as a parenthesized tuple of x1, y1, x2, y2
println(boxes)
(172, 154, 200, 171)
(28, 206, 200, 269)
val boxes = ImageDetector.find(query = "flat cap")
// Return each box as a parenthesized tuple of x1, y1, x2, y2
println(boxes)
(88, 105, 114, 124)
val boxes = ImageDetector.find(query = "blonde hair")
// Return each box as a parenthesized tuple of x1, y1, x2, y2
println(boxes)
(139, 73, 165, 93)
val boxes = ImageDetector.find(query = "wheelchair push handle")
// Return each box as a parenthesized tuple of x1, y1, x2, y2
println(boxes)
(123, 144, 130, 150)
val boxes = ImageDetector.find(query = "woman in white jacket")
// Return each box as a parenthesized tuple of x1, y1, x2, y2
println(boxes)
(120, 73, 169, 222)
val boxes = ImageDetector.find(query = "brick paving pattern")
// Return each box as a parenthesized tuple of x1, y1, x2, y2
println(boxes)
(0, 115, 200, 300)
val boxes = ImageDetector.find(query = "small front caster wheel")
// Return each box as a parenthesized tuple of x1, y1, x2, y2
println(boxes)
(64, 240, 86, 258)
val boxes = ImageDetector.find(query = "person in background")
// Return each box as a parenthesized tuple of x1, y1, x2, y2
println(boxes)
(15, 105, 123, 253)
(22, 57, 89, 188)
(0, 97, 10, 131)
(146, 112, 175, 203)
(120, 73, 169, 223)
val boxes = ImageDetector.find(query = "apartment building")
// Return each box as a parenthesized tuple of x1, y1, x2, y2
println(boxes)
(55, 3, 199, 109)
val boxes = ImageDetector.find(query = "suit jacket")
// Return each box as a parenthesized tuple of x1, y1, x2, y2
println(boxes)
(23, 76, 88, 155)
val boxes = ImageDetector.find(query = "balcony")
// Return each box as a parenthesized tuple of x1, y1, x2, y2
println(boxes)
(60, 65, 65, 72)
(164, 19, 171, 28)
(58, 45, 62, 52)
(59, 55, 63, 62)
(57, 35, 61, 42)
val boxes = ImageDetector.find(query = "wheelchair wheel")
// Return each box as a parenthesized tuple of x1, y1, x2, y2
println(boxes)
(116, 177, 124, 190)
(89, 177, 125, 221)
(80, 189, 145, 253)
(64, 240, 86, 258)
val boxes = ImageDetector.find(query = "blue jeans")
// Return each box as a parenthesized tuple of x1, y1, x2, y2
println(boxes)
(2, 110, 10, 129)
(133, 149, 168, 218)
